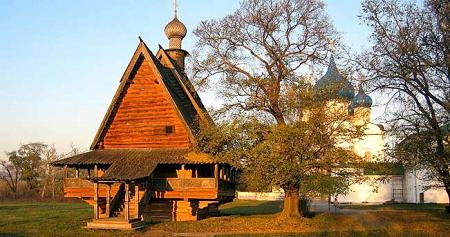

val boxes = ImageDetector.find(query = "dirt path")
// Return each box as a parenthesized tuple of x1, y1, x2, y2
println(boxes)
(310, 200, 366, 214)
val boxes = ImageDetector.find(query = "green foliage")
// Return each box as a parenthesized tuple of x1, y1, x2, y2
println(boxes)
(7, 143, 47, 190)
(363, 162, 404, 176)
(196, 92, 366, 198)
(1, 143, 67, 199)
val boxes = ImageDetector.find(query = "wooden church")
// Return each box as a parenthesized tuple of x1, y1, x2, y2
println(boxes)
(52, 10, 236, 230)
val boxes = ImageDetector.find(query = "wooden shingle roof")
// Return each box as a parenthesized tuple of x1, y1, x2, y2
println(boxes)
(52, 149, 223, 181)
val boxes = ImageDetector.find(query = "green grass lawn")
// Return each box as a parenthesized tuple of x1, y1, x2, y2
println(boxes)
(0, 201, 130, 237)
(0, 200, 449, 237)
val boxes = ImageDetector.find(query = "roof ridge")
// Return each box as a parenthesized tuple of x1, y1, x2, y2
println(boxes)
(157, 46, 210, 118)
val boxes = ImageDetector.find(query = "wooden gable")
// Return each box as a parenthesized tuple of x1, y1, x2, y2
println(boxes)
(91, 41, 198, 150)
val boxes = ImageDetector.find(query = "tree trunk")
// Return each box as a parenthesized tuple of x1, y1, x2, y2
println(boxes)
(444, 180, 450, 213)
(51, 168, 55, 200)
(281, 187, 301, 218)
(12, 187, 16, 199)
(328, 194, 331, 211)
(41, 178, 47, 199)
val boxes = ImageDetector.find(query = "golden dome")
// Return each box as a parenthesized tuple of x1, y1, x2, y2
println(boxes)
(164, 17, 187, 40)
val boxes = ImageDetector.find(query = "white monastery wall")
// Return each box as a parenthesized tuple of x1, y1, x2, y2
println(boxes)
(403, 170, 448, 203)
(337, 176, 395, 203)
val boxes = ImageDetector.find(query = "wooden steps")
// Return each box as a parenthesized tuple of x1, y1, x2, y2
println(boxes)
(86, 218, 146, 230)
(113, 188, 143, 218)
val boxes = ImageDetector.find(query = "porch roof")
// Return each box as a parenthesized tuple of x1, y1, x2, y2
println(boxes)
(52, 149, 225, 181)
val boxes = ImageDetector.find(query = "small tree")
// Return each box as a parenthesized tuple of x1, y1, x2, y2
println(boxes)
(0, 155, 21, 199)
(40, 145, 58, 199)
(16, 143, 47, 191)
(197, 85, 366, 217)
(1, 143, 47, 198)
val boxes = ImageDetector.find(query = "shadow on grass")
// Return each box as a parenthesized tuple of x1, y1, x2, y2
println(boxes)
(214, 229, 390, 237)
(219, 200, 318, 218)
(220, 201, 282, 216)
(0, 234, 27, 237)
(340, 203, 450, 219)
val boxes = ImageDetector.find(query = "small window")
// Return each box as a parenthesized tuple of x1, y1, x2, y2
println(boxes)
(364, 151, 372, 161)
(165, 125, 174, 134)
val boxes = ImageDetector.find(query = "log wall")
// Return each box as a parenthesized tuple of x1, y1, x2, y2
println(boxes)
(102, 57, 191, 149)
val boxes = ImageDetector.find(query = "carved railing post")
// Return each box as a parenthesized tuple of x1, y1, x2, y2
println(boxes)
(214, 164, 219, 191)
(124, 182, 130, 221)
(63, 165, 68, 179)
(135, 183, 140, 219)
(106, 184, 111, 217)
(94, 165, 98, 178)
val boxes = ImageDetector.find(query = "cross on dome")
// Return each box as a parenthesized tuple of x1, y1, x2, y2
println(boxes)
(164, 0, 187, 49)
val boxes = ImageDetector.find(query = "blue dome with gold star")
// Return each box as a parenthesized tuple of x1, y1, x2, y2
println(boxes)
(314, 56, 355, 100)
(351, 84, 372, 108)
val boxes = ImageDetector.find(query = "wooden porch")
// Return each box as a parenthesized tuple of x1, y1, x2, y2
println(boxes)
(150, 163, 236, 200)
(61, 163, 236, 228)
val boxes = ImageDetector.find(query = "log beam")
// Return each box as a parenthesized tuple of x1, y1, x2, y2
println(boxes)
(214, 164, 219, 188)
(94, 182, 99, 219)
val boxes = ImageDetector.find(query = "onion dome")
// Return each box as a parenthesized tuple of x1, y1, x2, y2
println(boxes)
(351, 84, 373, 108)
(314, 56, 355, 100)
(164, 17, 187, 48)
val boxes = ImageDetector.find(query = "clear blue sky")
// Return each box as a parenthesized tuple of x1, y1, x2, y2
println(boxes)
(0, 0, 372, 157)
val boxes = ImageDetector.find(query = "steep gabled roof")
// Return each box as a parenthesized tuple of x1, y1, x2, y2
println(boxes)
(90, 39, 208, 150)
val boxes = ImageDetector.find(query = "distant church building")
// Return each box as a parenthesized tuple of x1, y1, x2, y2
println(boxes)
(315, 57, 448, 204)
(53, 13, 236, 229)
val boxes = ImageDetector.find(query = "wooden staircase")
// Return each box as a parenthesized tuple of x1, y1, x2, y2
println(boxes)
(113, 189, 146, 218)
(87, 184, 150, 230)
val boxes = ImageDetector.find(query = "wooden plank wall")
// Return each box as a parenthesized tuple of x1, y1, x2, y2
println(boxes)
(102, 56, 191, 149)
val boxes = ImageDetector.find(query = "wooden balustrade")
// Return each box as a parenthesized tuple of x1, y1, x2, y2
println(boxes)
(151, 178, 216, 191)
(64, 178, 93, 188)
(63, 178, 121, 198)
(150, 177, 235, 200)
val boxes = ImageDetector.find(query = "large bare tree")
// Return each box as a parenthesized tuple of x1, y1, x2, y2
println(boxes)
(359, 0, 450, 206)
(192, 0, 336, 124)
(192, 0, 360, 217)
